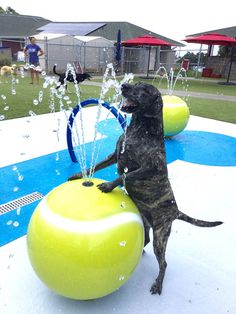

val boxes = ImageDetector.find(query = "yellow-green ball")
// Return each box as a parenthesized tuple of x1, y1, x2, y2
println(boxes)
(162, 95, 190, 137)
(27, 178, 144, 300)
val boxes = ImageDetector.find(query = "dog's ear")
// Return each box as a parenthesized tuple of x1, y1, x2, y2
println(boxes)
(143, 92, 163, 118)
(143, 93, 164, 135)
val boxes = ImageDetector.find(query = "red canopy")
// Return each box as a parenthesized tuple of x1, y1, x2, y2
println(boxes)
(183, 33, 236, 46)
(122, 35, 172, 78)
(183, 33, 236, 84)
(122, 34, 172, 46)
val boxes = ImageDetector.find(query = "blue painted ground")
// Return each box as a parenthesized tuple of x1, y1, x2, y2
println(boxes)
(97, 118, 236, 167)
(1, 118, 236, 246)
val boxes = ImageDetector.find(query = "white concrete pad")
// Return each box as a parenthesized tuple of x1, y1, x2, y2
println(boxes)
(0, 112, 236, 314)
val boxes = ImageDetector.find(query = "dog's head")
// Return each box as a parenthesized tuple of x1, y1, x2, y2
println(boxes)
(121, 82, 162, 118)
(83, 73, 91, 80)
(77, 73, 91, 82)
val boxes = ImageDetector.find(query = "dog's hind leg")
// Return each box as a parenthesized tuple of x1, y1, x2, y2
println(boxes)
(144, 221, 151, 247)
(141, 212, 152, 248)
(150, 223, 172, 295)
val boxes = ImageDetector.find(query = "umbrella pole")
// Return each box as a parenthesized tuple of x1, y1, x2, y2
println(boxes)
(226, 46, 234, 83)
(195, 44, 203, 78)
(146, 46, 151, 78)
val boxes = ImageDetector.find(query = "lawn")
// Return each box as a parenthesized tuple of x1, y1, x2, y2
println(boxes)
(0, 73, 236, 123)
(187, 97, 236, 124)
(0, 76, 106, 120)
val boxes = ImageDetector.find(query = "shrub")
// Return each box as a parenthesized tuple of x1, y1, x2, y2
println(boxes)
(0, 58, 12, 66)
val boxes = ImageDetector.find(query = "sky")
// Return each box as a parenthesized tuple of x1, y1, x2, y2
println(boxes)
(1, 0, 236, 51)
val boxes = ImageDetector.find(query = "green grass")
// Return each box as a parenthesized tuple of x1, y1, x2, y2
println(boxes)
(136, 77, 236, 96)
(0, 77, 111, 120)
(94, 75, 236, 96)
(187, 97, 236, 124)
(0, 74, 236, 123)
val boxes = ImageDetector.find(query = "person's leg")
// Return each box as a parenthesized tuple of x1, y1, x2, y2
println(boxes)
(30, 68, 34, 84)
(35, 71, 39, 84)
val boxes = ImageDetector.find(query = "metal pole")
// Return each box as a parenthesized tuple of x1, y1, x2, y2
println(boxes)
(121, 46, 124, 75)
(226, 46, 234, 83)
(195, 44, 202, 78)
(146, 46, 151, 78)
(44, 36, 48, 73)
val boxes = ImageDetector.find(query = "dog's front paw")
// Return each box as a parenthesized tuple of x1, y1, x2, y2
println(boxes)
(150, 280, 162, 295)
(97, 182, 114, 193)
(68, 172, 83, 181)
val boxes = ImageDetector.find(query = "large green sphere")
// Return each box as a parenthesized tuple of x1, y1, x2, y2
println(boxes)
(163, 95, 190, 137)
(27, 178, 144, 300)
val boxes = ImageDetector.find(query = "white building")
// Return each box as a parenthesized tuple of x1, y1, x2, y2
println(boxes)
(33, 33, 114, 73)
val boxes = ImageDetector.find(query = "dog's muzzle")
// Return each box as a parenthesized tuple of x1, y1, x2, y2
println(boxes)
(120, 98, 138, 113)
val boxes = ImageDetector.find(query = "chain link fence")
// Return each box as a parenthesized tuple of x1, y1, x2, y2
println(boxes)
(1, 37, 236, 78)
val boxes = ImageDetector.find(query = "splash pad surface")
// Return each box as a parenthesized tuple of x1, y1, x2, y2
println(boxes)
(0, 107, 236, 313)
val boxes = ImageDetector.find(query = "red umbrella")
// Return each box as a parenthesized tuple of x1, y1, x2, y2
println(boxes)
(123, 34, 172, 46)
(183, 33, 236, 83)
(183, 33, 236, 46)
(122, 35, 172, 77)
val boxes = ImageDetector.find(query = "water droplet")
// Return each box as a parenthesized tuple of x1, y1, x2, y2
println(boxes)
(120, 202, 126, 208)
(16, 208, 21, 215)
(1, 94, 6, 100)
(119, 275, 125, 281)
(38, 91, 43, 103)
(20, 67, 25, 77)
(12, 89, 16, 95)
(0, 115, 5, 121)
(63, 96, 70, 100)
(119, 241, 127, 247)
(12, 165, 17, 171)
(29, 110, 36, 116)
(33, 99, 39, 106)
(13, 186, 19, 192)
(6, 220, 13, 226)
(55, 170, 60, 176)
(41, 71, 46, 76)
(13, 221, 19, 227)
(124, 167, 128, 173)
(18, 175, 24, 181)
(22, 134, 30, 138)
(4, 106, 9, 111)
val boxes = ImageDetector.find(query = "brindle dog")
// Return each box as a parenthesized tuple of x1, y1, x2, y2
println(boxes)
(69, 82, 223, 295)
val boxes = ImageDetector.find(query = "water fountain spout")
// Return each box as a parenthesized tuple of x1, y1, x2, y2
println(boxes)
(153, 66, 187, 95)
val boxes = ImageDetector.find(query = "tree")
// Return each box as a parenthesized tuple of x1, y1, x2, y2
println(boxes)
(0, 6, 5, 14)
(0, 6, 19, 14)
(6, 6, 19, 14)
(218, 46, 236, 59)
(176, 51, 207, 66)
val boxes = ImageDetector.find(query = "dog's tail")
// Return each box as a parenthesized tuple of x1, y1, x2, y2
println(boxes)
(53, 64, 60, 76)
(178, 211, 223, 227)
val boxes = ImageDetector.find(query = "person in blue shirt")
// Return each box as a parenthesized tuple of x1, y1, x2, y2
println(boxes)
(23, 36, 44, 84)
